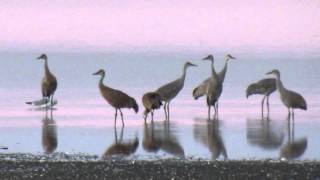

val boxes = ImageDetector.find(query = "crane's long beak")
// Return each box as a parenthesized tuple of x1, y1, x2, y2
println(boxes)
(92, 71, 99, 75)
(190, 63, 197, 67)
(231, 56, 236, 60)
(266, 71, 273, 75)
(202, 56, 211, 60)
(36, 56, 42, 60)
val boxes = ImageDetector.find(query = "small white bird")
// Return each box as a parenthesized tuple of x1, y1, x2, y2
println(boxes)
(26, 98, 58, 108)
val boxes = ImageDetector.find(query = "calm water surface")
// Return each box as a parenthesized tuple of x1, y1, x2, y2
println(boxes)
(0, 52, 319, 160)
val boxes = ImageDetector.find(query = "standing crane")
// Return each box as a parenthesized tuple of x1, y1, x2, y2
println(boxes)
(266, 69, 307, 118)
(93, 69, 139, 126)
(246, 78, 276, 115)
(193, 54, 236, 111)
(142, 92, 162, 121)
(156, 62, 197, 120)
(202, 55, 222, 118)
(37, 54, 57, 107)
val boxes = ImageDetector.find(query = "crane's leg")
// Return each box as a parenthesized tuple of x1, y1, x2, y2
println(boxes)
(167, 102, 170, 120)
(120, 125, 124, 142)
(292, 109, 295, 120)
(292, 112, 295, 140)
(163, 102, 167, 120)
(144, 111, 148, 122)
(207, 105, 211, 120)
(114, 125, 118, 143)
(151, 110, 154, 122)
(50, 107, 53, 118)
(266, 95, 270, 115)
(215, 101, 219, 116)
(50, 93, 55, 108)
(45, 105, 48, 116)
(45, 96, 49, 112)
(114, 109, 118, 126)
(119, 109, 124, 127)
(261, 96, 266, 116)
(287, 108, 291, 119)
(213, 105, 217, 120)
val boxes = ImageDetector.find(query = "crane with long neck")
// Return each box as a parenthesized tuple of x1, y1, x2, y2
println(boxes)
(202, 55, 222, 119)
(156, 61, 197, 120)
(37, 54, 58, 107)
(192, 54, 236, 112)
(93, 69, 139, 126)
(266, 69, 307, 118)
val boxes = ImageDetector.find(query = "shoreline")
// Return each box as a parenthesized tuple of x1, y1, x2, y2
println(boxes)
(0, 153, 319, 179)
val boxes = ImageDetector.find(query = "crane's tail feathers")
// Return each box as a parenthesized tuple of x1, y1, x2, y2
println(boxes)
(132, 100, 139, 113)
(302, 104, 307, 110)
(193, 87, 205, 100)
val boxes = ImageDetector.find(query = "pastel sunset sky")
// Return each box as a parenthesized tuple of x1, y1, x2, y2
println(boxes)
(0, 0, 319, 52)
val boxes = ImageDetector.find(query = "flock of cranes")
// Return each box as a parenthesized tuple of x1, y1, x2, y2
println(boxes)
(28, 53, 308, 126)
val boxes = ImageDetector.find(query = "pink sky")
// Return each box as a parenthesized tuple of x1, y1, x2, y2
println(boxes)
(0, 0, 319, 51)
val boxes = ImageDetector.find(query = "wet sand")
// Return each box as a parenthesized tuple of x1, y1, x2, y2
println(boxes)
(0, 153, 319, 180)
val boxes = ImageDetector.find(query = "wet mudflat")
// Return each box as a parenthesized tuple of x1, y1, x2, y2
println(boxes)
(0, 153, 320, 180)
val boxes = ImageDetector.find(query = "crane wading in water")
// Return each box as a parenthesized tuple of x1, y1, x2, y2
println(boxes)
(142, 92, 162, 122)
(246, 78, 276, 115)
(156, 62, 197, 120)
(37, 54, 58, 107)
(202, 55, 222, 119)
(93, 69, 139, 126)
(193, 54, 236, 112)
(266, 69, 307, 118)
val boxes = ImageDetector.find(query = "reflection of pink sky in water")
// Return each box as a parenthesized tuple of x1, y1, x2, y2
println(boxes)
(0, 97, 318, 128)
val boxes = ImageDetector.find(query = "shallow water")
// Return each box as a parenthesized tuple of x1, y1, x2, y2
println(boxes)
(0, 51, 319, 160)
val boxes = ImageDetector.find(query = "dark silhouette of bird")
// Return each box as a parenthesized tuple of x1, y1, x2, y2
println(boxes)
(142, 92, 162, 121)
(246, 78, 276, 115)
(93, 69, 138, 126)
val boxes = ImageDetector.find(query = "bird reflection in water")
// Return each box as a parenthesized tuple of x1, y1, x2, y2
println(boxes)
(102, 126, 139, 159)
(246, 116, 284, 150)
(193, 117, 227, 160)
(42, 110, 58, 154)
(280, 115, 307, 160)
(143, 121, 184, 157)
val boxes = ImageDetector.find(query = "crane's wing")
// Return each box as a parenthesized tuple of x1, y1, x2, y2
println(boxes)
(193, 77, 211, 100)
(285, 89, 307, 110)
(156, 78, 183, 101)
(257, 78, 276, 93)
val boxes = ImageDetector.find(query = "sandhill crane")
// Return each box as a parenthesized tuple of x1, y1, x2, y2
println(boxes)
(266, 69, 307, 118)
(142, 92, 162, 121)
(246, 78, 276, 115)
(156, 62, 196, 120)
(37, 54, 57, 106)
(93, 69, 139, 126)
(103, 127, 139, 158)
(42, 111, 57, 154)
(202, 55, 222, 118)
(193, 54, 236, 105)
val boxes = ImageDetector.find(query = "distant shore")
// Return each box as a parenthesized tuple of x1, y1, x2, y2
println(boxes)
(0, 153, 319, 180)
